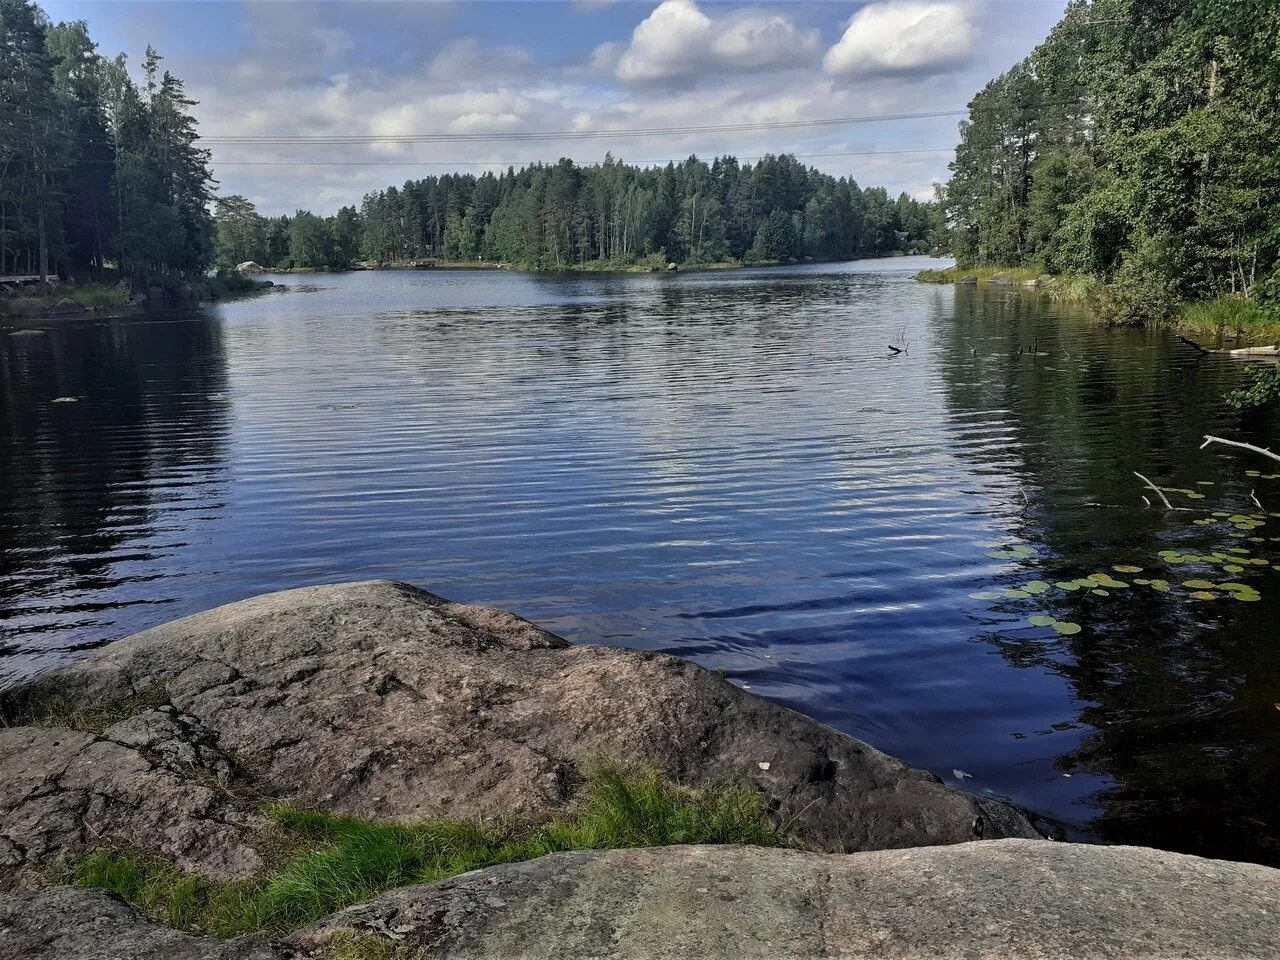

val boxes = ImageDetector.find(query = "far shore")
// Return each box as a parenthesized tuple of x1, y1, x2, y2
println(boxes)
(0, 274, 278, 325)
(252, 250, 932, 278)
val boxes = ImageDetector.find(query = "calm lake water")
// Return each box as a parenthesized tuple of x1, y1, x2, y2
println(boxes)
(3, 257, 1279, 864)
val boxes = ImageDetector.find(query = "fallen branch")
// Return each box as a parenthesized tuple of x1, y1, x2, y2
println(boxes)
(887, 344, 903, 355)
(1133, 472, 1173, 509)
(1250, 489, 1265, 512)
(1179, 335, 1278, 357)
(1178, 335, 1210, 355)
(1200, 435, 1280, 464)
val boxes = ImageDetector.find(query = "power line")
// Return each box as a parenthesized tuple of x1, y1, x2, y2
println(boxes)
(6, 147, 954, 169)
(192, 108, 973, 145)
(204, 148, 955, 167)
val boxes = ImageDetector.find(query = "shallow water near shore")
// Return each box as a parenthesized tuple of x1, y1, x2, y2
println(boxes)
(3, 256, 1278, 864)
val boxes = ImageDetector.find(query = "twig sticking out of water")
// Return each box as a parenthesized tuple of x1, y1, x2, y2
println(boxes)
(1200, 435, 1280, 464)
(887, 344, 903, 355)
(1134, 472, 1174, 510)
(1250, 489, 1265, 512)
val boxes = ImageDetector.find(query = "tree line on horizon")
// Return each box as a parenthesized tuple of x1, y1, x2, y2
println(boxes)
(940, 0, 1278, 321)
(214, 155, 943, 273)
(0, 0, 214, 282)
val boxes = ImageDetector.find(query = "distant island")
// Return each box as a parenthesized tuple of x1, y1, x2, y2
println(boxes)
(213, 154, 942, 276)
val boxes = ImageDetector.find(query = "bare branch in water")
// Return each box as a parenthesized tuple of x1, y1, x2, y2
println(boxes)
(1133, 472, 1174, 510)
(1201, 435, 1280, 464)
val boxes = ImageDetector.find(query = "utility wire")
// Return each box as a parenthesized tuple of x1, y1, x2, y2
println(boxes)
(5, 147, 955, 168)
(192, 108, 973, 144)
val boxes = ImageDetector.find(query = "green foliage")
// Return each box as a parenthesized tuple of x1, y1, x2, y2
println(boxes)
(746, 210, 799, 263)
(1, 2, 213, 280)
(1177, 298, 1280, 339)
(72, 760, 776, 937)
(942, 0, 1280, 323)
(1226, 367, 1280, 410)
(237, 154, 940, 272)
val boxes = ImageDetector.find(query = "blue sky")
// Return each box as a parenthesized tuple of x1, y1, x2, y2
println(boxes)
(38, 1, 1068, 214)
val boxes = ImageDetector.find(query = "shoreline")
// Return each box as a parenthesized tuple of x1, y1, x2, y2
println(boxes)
(0, 276, 280, 325)
(917, 266, 1280, 345)
(255, 251, 928, 278)
(1, 580, 1276, 958)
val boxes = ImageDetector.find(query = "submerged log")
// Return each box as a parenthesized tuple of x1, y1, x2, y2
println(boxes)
(1179, 335, 1279, 357)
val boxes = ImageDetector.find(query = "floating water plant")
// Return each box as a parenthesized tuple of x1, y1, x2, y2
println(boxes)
(1026, 615, 1082, 635)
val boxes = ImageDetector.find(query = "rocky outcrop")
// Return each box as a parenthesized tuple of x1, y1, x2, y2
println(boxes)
(0, 886, 291, 960)
(0, 581, 1036, 888)
(301, 840, 1280, 959)
(47, 297, 86, 315)
(236, 262, 265, 274)
(3, 840, 1278, 959)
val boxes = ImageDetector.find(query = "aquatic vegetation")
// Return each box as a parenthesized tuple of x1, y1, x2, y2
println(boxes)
(969, 474, 1273, 634)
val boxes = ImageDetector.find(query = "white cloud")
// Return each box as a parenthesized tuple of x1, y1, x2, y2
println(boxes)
(824, 1, 975, 80)
(712, 10, 821, 70)
(617, 0, 819, 85)
(427, 38, 536, 84)
(152, 0, 1065, 213)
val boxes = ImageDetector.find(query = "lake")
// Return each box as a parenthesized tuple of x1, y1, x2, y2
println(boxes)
(2, 256, 1278, 865)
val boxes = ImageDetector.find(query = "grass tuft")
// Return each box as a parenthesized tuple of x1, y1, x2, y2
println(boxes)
(1175, 297, 1280, 341)
(72, 760, 776, 938)
(915, 265, 1045, 284)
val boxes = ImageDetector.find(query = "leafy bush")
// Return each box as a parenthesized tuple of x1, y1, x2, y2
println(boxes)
(1226, 367, 1280, 410)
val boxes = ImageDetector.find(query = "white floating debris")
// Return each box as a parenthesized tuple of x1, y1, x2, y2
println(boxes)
(952, 769, 973, 781)
(51, 396, 78, 403)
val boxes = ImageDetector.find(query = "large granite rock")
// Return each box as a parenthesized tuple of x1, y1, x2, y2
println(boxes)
(0, 886, 291, 960)
(0, 581, 1036, 888)
(3, 841, 1278, 959)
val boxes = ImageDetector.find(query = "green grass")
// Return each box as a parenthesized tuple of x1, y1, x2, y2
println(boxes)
(916, 265, 1045, 284)
(1174, 297, 1280, 341)
(65, 283, 132, 308)
(72, 760, 777, 938)
(0, 281, 131, 313)
(1045, 273, 1105, 305)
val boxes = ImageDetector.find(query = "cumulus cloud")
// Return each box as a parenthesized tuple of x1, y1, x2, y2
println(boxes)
(149, 0, 1062, 213)
(823, 1, 975, 80)
(616, 0, 819, 85)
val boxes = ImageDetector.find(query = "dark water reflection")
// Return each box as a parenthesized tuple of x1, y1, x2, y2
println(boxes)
(2, 258, 1277, 864)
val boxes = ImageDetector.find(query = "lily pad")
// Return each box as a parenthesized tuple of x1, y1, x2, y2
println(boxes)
(969, 591, 1001, 601)
(1029, 615, 1057, 627)
(1190, 591, 1220, 600)
(1182, 579, 1217, 590)
(1052, 621, 1082, 635)
(1113, 565, 1144, 574)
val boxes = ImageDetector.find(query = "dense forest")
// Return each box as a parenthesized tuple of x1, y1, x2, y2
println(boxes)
(2, 0, 937, 280)
(0, 0, 214, 282)
(941, 0, 1279, 323)
(215, 156, 942, 272)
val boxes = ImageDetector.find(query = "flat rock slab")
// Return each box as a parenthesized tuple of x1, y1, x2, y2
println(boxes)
(3, 840, 1277, 959)
(0, 580, 1035, 887)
